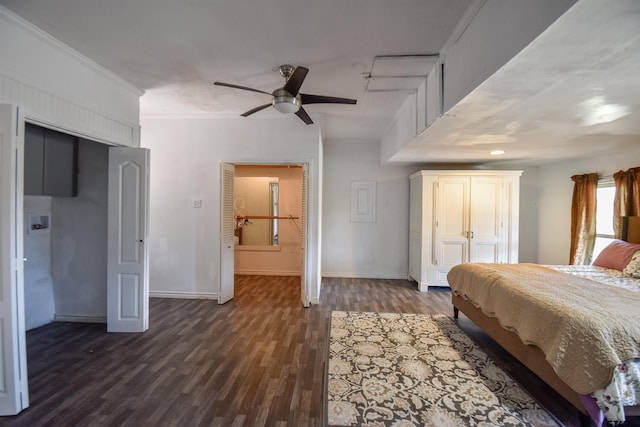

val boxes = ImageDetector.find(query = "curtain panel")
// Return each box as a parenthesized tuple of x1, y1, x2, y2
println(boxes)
(570, 173, 599, 265)
(614, 167, 640, 239)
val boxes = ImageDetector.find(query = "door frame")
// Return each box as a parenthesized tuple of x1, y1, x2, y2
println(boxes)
(0, 104, 28, 415)
(2, 109, 149, 415)
(219, 160, 312, 306)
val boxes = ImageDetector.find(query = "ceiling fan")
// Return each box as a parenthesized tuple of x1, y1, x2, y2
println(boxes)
(213, 64, 357, 125)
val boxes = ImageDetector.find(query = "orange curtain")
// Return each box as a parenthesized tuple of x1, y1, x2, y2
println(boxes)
(569, 173, 599, 265)
(613, 167, 640, 238)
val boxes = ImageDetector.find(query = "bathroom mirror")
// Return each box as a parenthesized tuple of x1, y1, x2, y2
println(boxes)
(234, 177, 279, 246)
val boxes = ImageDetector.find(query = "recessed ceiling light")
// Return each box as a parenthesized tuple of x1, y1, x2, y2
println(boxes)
(490, 150, 505, 155)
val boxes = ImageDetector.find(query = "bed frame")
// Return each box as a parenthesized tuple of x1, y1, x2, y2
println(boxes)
(452, 216, 640, 425)
(452, 295, 588, 413)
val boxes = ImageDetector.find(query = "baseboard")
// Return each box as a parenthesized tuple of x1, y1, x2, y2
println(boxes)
(321, 272, 409, 280)
(310, 297, 320, 305)
(234, 270, 301, 276)
(54, 314, 106, 324)
(150, 291, 218, 300)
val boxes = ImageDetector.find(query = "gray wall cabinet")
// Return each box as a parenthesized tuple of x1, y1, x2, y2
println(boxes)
(25, 123, 78, 197)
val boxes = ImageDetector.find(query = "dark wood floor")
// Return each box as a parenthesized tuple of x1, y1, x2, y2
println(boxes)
(0, 276, 604, 426)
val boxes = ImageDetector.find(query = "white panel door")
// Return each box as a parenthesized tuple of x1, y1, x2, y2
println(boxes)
(437, 177, 469, 261)
(0, 104, 28, 415)
(107, 147, 150, 333)
(435, 176, 469, 283)
(469, 177, 502, 263)
(300, 164, 309, 307)
(219, 163, 234, 304)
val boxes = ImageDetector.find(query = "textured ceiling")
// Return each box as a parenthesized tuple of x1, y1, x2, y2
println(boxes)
(1, 0, 639, 166)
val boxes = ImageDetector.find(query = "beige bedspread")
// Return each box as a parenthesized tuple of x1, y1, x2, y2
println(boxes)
(447, 263, 640, 394)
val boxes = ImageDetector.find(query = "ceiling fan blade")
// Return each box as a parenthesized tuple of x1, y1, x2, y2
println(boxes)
(301, 93, 357, 105)
(213, 81, 271, 96)
(295, 107, 313, 125)
(241, 103, 272, 117)
(283, 67, 309, 96)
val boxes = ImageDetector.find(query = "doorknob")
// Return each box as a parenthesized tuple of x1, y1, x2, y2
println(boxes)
(138, 239, 144, 243)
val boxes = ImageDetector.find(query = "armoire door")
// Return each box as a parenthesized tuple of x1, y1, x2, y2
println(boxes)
(469, 176, 502, 263)
(435, 176, 469, 284)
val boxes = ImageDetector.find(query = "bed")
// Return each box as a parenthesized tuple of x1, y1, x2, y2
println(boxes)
(448, 217, 640, 426)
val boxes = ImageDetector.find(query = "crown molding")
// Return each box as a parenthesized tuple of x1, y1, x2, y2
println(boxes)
(0, 5, 144, 97)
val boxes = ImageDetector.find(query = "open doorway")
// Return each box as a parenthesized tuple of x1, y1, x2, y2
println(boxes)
(219, 163, 309, 307)
(234, 165, 304, 276)
(23, 123, 109, 331)
(0, 109, 149, 415)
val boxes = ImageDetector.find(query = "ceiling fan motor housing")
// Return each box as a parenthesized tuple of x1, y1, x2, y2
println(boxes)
(272, 88, 301, 114)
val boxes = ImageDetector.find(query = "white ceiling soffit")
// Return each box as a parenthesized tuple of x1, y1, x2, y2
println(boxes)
(390, 0, 640, 166)
(366, 55, 438, 92)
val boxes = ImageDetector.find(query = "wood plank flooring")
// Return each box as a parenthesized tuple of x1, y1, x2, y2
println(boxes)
(0, 276, 611, 426)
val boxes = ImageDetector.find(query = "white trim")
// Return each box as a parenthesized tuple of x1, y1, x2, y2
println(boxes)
(322, 272, 409, 280)
(598, 176, 615, 186)
(409, 170, 523, 179)
(439, 0, 488, 60)
(53, 315, 106, 324)
(150, 291, 218, 300)
(221, 159, 317, 304)
(350, 181, 377, 223)
(0, 74, 140, 147)
(0, 6, 143, 96)
(310, 297, 320, 305)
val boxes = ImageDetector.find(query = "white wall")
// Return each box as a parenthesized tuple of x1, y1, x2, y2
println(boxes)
(537, 148, 640, 265)
(23, 196, 54, 330)
(51, 140, 109, 321)
(140, 116, 323, 302)
(322, 141, 427, 279)
(517, 167, 539, 263)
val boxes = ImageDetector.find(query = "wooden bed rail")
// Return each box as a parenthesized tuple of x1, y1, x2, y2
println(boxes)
(451, 293, 588, 416)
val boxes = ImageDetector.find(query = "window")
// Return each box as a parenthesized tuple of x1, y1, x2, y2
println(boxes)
(593, 180, 615, 259)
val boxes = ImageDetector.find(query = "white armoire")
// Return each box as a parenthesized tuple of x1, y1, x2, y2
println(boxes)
(409, 170, 521, 291)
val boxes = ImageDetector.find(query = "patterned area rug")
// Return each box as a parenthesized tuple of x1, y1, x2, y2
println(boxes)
(326, 311, 560, 427)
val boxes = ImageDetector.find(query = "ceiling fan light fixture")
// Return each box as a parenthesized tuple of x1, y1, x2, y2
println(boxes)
(272, 90, 301, 114)
(214, 65, 356, 124)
